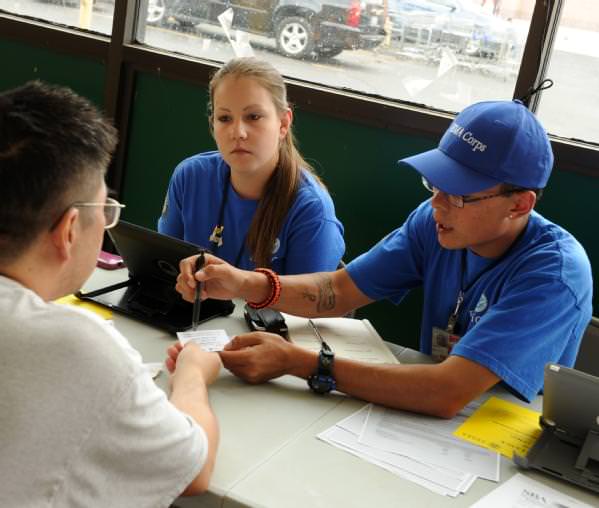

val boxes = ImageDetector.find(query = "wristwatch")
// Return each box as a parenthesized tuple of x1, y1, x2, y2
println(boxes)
(307, 347, 336, 394)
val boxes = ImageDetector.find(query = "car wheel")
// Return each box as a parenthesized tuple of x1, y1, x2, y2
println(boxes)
(146, 0, 166, 25)
(316, 47, 344, 59)
(275, 17, 315, 59)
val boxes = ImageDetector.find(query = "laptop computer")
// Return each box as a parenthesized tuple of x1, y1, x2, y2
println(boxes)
(77, 221, 235, 334)
(514, 364, 599, 493)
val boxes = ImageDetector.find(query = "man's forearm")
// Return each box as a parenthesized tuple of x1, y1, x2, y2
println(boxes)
(332, 360, 462, 418)
(239, 271, 340, 317)
(275, 273, 341, 317)
(285, 355, 500, 419)
(170, 373, 219, 494)
(239, 267, 370, 318)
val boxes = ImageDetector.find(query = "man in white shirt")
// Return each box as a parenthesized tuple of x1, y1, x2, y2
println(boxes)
(0, 81, 219, 507)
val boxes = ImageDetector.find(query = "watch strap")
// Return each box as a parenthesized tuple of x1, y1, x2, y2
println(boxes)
(308, 348, 336, 394)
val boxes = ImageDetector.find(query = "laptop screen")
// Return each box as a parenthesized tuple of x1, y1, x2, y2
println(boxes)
(108, 221, 201, 283)
(543, 363, 599, 441)
(78, 221, 235, 333)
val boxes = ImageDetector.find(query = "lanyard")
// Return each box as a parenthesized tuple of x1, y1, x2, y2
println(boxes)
(208, 170, 246, 268)
(445, 227, 527, 334)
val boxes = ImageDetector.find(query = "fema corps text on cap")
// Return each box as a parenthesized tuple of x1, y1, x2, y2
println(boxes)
(399, 100, 554, 196)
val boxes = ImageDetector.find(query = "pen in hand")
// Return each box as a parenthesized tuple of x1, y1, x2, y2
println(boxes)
(191, 251, 205, 331)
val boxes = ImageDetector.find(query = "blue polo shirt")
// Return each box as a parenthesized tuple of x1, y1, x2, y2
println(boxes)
(158, 151, 345, 275)
(346, 200, 593, 401)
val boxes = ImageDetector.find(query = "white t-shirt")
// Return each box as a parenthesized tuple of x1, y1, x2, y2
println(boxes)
(0, 275, 207, 507)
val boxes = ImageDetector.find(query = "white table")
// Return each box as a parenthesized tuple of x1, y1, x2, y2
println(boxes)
(83, 268, 599, 508)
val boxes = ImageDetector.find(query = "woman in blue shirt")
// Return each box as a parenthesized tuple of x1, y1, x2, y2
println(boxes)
(158, 57, 345, 275)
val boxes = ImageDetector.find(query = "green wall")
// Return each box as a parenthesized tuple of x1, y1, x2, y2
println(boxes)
(121, 74, 215, 226)
(1, 40, 597, 348)
(0, 39, 104, 106)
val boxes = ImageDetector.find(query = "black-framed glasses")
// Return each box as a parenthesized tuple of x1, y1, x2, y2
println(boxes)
(72, 197, 125, 229)
(421, 177, 517, 209)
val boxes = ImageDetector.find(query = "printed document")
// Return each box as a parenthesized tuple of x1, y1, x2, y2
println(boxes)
(177, 329, 230, 352)
(318, 405, 476, 497)
(470, 473, 595, 508)
(359, 403, 500, 481)
(284, 314, 398, 364)
(453, 396, 542, 459)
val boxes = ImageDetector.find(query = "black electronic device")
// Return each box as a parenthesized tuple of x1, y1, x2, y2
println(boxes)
(514, 364, 599, 494)
(77, 221, 234, 334)
(244, 304, 288, 338)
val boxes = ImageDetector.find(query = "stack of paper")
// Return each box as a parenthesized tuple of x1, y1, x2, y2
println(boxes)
(284, 314, 399, 364)
(318, 403, 500, 497)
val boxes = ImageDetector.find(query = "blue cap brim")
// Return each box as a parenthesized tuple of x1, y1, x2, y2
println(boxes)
(398, 148, 503, 195)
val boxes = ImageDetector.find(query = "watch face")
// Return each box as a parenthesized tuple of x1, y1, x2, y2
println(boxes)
(321, 352, 333, 368)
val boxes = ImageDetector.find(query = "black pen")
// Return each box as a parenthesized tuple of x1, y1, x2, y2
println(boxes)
(191, 251, 205, 331)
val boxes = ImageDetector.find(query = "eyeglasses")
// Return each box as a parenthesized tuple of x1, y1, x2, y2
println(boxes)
(421, 177, 517, 209)
(72, 197, 126, 229)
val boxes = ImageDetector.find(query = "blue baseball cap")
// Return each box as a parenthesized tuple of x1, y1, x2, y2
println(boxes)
(398, 100, 554, 195)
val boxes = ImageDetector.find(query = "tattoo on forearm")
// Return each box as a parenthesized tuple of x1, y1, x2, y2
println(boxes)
(301, 291, 316, 303)
(316, 275, 336, 313)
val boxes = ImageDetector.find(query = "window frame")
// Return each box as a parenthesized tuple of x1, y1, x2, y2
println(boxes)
(1, 0, 597, 196)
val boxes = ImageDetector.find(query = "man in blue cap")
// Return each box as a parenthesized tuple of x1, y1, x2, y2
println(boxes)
(175, 99, 593, 418)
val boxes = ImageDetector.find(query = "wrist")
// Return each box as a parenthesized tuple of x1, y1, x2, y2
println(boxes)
(171, 363, 208, 392)
(244, 269, 280, 308)
(288, 345, 319, 379)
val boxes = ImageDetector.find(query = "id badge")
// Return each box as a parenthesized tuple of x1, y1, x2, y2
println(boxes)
(431, 326, 461, 362)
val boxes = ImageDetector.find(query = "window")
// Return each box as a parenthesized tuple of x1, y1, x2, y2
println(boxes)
(139, 0, 534, 113)
(536, 1, 599, 144)
(0, 0, 114, 35)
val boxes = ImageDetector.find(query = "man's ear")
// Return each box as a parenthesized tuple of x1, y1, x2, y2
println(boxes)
(509, 190, 536, 218)
(50, 207, 80, 261)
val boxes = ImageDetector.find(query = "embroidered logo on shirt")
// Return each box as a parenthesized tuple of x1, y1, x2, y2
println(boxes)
(474, 293, 488, 313)
(469, 293, 489, 326)
(272, 238, 281, 254)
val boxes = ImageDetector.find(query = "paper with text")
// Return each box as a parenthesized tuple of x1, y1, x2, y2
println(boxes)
(453, 396, 542, 459)
(470, 473, 594, 508)
(317, 405, 476, 497)
(360, 403, 500, 481)
(177, 329, 230, 352)
(284, 314, 398, 364)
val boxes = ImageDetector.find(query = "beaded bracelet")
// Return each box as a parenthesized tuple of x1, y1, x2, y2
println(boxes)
(247, 268, 281, 309)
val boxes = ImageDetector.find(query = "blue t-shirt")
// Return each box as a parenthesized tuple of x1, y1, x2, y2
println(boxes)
(158, 151, 345, 275)
(346, 200, 593, 402)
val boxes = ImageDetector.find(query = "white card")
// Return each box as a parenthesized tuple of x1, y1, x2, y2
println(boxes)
(176, 329, 230, 352)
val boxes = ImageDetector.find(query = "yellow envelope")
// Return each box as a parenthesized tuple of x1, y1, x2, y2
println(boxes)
(55, 294, 113, 320)
(454, 396, 542, 458)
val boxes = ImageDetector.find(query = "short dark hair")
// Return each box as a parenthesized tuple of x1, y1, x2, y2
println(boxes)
(500, 183, 544, 202)
(0, 81, 118, 262)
